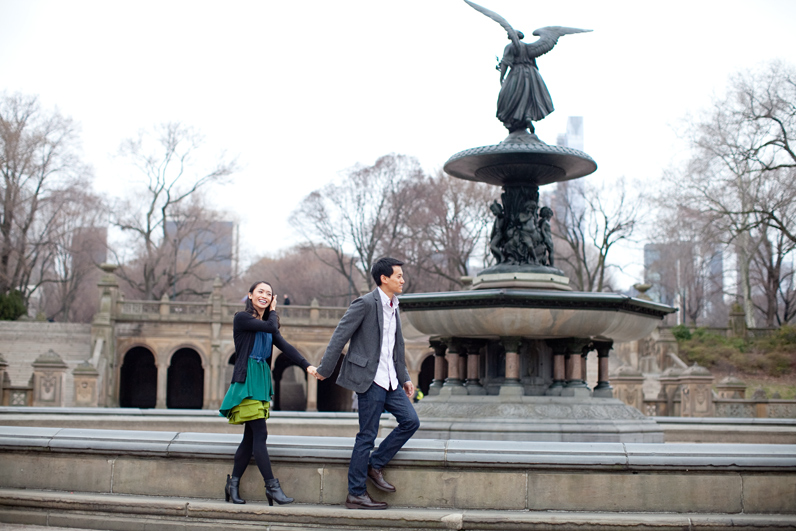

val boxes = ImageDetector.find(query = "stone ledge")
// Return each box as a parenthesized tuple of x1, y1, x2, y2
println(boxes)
(2, 426, 796, 470)
(1, 489, 795, 531)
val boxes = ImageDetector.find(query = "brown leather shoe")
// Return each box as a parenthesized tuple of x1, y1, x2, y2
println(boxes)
(345, 491, 388, 510)
(367, 466, 396, 492)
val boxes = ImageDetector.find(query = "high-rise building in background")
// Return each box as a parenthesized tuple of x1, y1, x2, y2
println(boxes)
(165, 219, 239, 283)
(556, 116, 584, 151)
(643, 242, 725, 326)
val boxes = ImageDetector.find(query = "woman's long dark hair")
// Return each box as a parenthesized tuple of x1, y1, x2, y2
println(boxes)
(243, 280, 280, 328)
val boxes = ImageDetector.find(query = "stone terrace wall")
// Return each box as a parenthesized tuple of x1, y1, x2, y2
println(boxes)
(0, 322, 91, 407)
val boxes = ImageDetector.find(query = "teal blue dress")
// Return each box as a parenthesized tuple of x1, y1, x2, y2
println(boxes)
(219, 331, 273, 424)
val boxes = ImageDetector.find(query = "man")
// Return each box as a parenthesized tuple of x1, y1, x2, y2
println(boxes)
(310, 257, 419, 510)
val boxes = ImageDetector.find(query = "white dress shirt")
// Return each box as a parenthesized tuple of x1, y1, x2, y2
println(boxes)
(374, 287, 400, 391)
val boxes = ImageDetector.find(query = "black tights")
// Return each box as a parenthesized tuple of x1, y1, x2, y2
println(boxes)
(232, 418, 273, 480)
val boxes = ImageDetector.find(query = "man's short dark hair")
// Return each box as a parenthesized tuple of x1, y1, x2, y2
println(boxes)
(371, 257, 404, 286)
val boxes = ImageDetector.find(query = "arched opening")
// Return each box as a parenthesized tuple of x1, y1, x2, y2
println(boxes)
(317, 355, 351, 412)
(272, 351, 307, 411)
(167, 348, 204, 409)
(119, 347, 157, 408)
(418, 353, 435, 396)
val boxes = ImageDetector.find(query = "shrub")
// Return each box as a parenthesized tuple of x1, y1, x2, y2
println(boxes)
(0, 291, 26, 321)
(671, 324, 692, 341)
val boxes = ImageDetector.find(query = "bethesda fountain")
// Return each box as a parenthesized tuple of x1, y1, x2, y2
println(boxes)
(398, 1, 675, 442)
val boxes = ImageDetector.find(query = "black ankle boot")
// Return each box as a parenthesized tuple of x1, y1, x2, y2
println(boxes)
(225, 474, 245, 504)
(264, 478, 293, 506)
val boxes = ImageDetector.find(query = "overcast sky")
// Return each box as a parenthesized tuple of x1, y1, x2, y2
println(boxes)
(2, 0, 795, 289)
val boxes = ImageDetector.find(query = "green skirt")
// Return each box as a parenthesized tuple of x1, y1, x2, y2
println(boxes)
(219, 358, 273, 424)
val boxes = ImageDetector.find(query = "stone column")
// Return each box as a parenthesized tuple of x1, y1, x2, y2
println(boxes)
(156, 362, 168, 409)
(546, 339, 567, 396)
(500, 337, 522, 397)
(610, 365, 645, 413)
(32, 350, 69, 407)
(463, 339, 486, 395)
(428, 340, 447, 396)
(679, 363, 715, 417)
(657, 367, 683, 417)
(73, 361, 100, 407)
(441, 339, 467, 395)
(305, 373, 318, 412)
(0, 353, 7, 404)
(309, 298, 320, 324)
(563, 339, 590, 397)
(593, 340, 614, 398)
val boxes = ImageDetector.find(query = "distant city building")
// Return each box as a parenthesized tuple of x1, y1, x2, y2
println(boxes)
(644, 242, 725, 325)
(165, 220, 239, 282)
(556, 116, 584, 151)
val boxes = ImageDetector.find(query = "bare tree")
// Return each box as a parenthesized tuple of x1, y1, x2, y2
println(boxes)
(290, 154, 424, 294)
(665, 61, 796, 326)
(0, 92, 94, 308)
(402, 170, 496, 291)
(646, 204, 728, 326)
(110, 122, 237, 300)
(549, 178, 641, 292)
(231, 246, 356, 307)
(33, 187, 106, 321)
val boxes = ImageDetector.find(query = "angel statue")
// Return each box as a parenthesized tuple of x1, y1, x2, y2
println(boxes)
(464, 0, 590, 134)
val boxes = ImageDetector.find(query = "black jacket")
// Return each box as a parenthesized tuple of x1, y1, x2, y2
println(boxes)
(230, 311, 310, 384)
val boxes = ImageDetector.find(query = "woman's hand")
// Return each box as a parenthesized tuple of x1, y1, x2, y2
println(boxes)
(307, 366, 325, 380)
(270, 294, 278, 312)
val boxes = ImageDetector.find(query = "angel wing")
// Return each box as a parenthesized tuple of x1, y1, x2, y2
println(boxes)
(526, 26, 592, 59)
(463, 0, 521, 50)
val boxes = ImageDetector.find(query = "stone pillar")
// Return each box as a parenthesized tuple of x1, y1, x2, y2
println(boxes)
(159, 293, 170, 317)
(428, 340, 447, 396)
(593, 340, 614, 398)
(563, 339, 590, 397)
(546, 339, 568, 396)
(441, 339, 466, 395)
(610, 365, 645, 413)
(309, 298, 320, 324)
(0, 353, 7, 403)
(500, 337, 522, 397)
(156, 362, 168, 409)
(716, 376, 746, 399)
(728, 303, 747, 339)
(306, 373, 318, 412)
(92, 263, 120, 407)
(73, 361, 100, 407)
(657, 367, 683, 417)
(463, 339, 486, 395)
(32, 350, 69, 407)
(679, 363, 715, 417)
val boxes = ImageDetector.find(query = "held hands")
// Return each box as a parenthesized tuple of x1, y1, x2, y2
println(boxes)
(403, 380, 415, 399)
(307, 366, 325, 381)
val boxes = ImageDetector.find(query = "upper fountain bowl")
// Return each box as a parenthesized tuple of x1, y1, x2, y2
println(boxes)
(444, 134, 597, 186)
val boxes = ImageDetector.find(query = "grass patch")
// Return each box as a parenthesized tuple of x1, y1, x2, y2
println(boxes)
(675, 325, 796, 379)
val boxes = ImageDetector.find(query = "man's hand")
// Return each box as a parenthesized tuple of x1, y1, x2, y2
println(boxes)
(307, 366, 325, 380)
(403, 380, 415, 399)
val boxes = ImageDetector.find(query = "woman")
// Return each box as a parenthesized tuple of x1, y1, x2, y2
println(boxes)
(220, 281, 318, 506)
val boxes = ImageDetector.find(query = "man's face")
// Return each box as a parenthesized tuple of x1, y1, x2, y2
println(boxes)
(381, 265, 405, 295)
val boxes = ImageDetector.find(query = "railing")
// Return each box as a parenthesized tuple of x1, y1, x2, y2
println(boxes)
(116, 299, 347, 325)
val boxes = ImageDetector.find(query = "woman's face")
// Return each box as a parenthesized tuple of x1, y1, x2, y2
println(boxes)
(248, 283, 273, 313)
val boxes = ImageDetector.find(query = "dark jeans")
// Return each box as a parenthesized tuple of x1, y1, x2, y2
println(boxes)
(349, 382, 420, 495)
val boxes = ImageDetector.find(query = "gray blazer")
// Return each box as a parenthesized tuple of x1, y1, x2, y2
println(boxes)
(317, 288, 409, 394)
